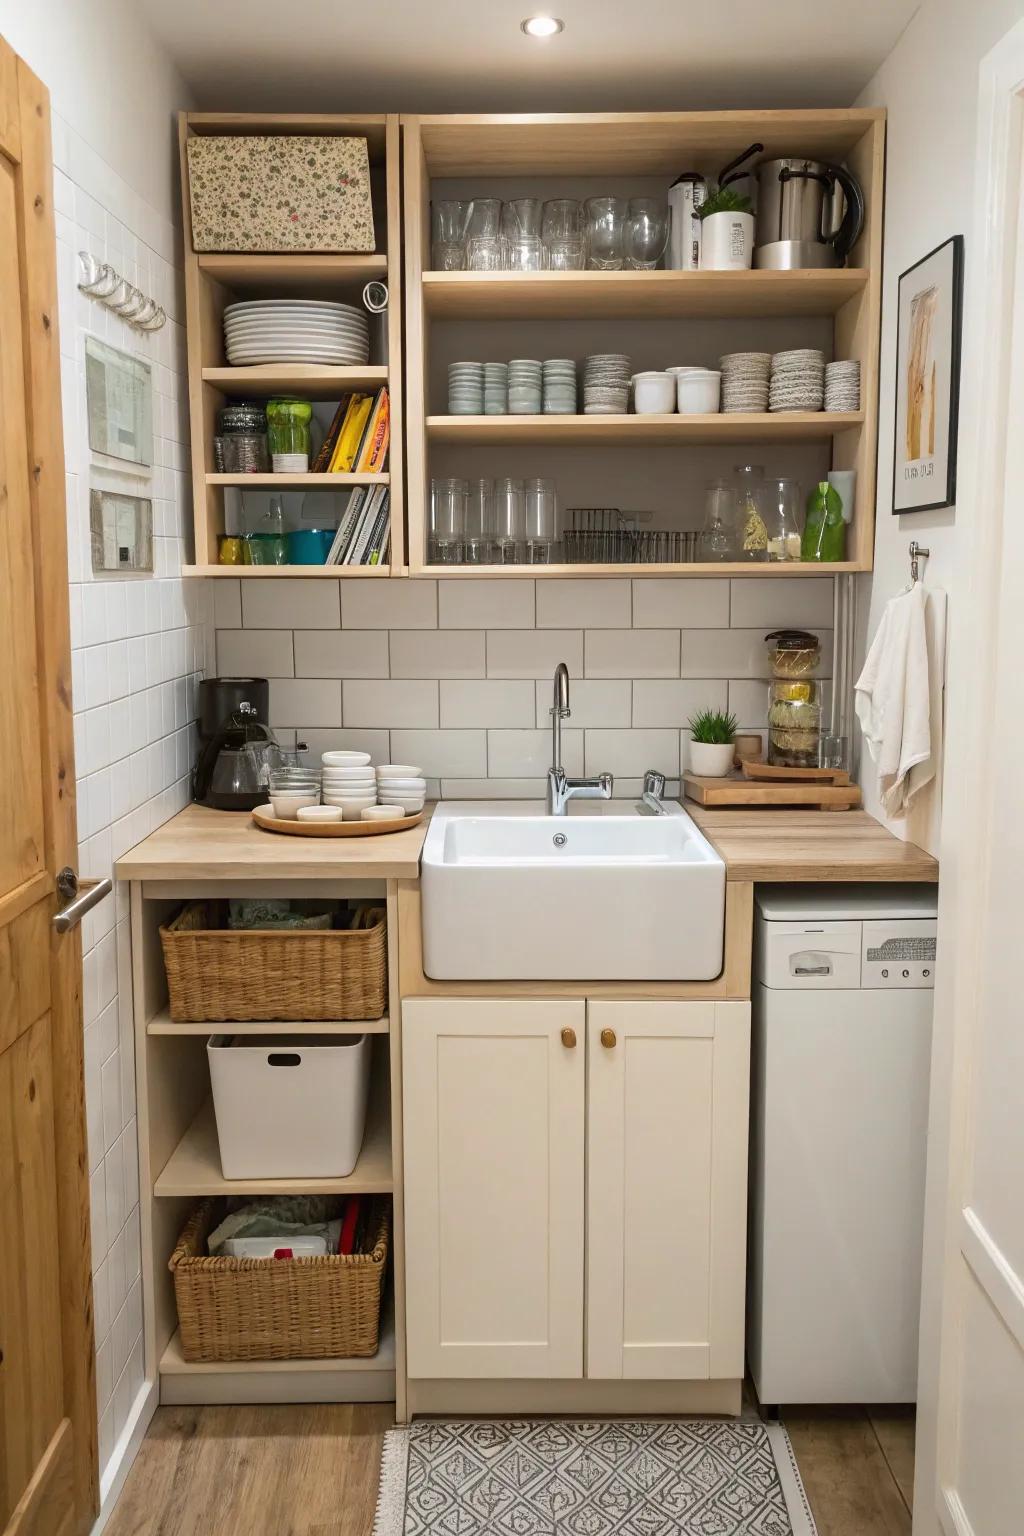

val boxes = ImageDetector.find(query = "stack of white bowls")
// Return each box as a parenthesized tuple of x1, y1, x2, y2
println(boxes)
(824, 359, 861, 412)
(508, 359, 543, 415)
(484, 362, 509, 415)
(542, 359, 577, 414)
(769, 348, 825, 412)
(376, 764, 426, 815)
(320, 750, 378, 821)
(448, 362, 484, 415)
(719, 352, 771, 413)
(667, 366, 722, 414)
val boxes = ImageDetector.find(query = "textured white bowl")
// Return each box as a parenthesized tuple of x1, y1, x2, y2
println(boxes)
(322, 791, 377, 805)
(373, 777, 426, 793)
(321, 750, 371, 766)
(377, 794, 426, 814)
(376, 764, 422, 779)
(321, 770, 376, 784)
(297, 805, 343, 822)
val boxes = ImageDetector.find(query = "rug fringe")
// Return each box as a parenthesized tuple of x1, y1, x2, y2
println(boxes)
(765, 1421, 819, 1536)
(372, 1427, 410, 1536)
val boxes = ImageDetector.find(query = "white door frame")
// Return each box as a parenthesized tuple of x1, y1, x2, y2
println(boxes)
(913, 18, 1024, 1535)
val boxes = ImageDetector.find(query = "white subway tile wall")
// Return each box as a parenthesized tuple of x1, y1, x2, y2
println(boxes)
(217, 576, 833, 791)
(56, 113, 206, 1479)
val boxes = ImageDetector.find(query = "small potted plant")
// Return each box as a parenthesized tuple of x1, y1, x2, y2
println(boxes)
(698, 186, 754, 271)
(687, 708, 739, 777)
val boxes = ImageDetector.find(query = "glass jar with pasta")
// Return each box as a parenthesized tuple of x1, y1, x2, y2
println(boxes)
(765, 629, 822, 767)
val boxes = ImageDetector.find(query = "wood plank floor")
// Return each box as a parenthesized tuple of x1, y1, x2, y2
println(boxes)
(105, 1402, 914, 1536)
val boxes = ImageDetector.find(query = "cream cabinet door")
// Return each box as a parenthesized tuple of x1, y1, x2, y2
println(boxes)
(586, 1001, 751, 1381)
(403, 997, 585, 1378)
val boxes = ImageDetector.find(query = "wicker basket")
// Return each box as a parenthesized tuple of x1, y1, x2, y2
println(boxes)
(169, 1198, 390, 1362)
(159, 902, 387, 1022)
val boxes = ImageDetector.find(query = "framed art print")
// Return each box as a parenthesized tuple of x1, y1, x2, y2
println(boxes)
(892, 235, 964, 513)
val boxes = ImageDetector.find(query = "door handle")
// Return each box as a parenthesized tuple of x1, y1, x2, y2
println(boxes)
(560, 1027, 577, 1049)
(52, 868, 113, 933)
(600, 1028, 617, 1049)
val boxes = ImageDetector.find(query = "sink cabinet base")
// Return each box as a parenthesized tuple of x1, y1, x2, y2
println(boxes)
(407, 1377, 742, 1418)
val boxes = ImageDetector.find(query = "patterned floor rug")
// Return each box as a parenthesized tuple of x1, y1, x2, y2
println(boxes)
(373, 1419, 817, 1536)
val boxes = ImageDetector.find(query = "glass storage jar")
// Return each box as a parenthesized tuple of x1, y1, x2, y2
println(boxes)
(765, 628, 822, 767)
(733, 463, 769, 562)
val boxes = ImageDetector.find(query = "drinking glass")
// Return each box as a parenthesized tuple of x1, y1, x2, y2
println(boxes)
(464, 478, 495, 565)
(502, 199, 545, 271)
(464, 198, 504, 271)
(698, 479, 738, 562)
(584, 197, 627, 271)
(765, 477, 804, 561)
(542, 199, 585, 271)
(623, 198, 670, 269)
(493, 477, 525, 564)
(431, 200, 469, 270)
(523, 477, 558, 564)
(429, 477, 467, 564)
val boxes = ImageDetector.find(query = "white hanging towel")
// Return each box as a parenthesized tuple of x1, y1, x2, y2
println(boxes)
(855, 581, 947, 818)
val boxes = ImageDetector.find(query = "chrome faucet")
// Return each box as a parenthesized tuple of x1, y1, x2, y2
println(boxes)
(641, 769, 668, 815)
(547, 662, 613, 815)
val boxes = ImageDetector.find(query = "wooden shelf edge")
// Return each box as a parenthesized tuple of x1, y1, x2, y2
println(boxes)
(147, 1011, 390, 1037)
(411, 561, 868, 578)
(204, 472, 389, 487)
(426, 411, 863, 442)
(181, 564, 392, 578)
(160, 1313, 396, 1377)
(154, 1090, 393, 1198)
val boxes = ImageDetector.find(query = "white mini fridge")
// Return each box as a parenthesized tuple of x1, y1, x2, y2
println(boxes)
(749, 883, 937, 1407)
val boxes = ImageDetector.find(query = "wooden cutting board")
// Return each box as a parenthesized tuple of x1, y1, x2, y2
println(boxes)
(683, 771, 862, 812)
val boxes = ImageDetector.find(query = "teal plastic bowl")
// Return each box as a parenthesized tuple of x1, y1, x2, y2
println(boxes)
(286, 528, 335, 565)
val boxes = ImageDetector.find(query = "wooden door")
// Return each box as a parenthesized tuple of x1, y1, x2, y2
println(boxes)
(0, 37, 97, 1536)
(585, 1001, 750, 1381)
(402, 997, 585, 1379)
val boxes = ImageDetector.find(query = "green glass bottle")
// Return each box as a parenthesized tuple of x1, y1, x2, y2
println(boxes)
(801, 480, 846, 562)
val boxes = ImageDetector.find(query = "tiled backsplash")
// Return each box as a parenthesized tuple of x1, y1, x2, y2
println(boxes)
(215, 574, 834, 796)
(55, 111, 206, 1480)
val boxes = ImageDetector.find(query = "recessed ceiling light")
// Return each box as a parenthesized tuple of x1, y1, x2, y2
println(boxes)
(521, 15, 564, 37)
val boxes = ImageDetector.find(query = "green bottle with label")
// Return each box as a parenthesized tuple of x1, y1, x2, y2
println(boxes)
(801, 481, 846, 562)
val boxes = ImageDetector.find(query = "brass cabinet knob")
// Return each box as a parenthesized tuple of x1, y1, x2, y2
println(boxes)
(600, 1028, 617, 1049)
(561, 1027, 577, 1049)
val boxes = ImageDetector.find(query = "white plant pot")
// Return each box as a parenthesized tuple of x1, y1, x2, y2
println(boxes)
(699, 211, 754, 271)
(689, 741, 736, 777)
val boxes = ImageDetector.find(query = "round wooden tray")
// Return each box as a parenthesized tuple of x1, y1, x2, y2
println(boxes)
(252, 804, 426, 838)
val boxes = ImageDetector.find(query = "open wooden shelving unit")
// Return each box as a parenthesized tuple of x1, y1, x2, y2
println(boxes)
(178, 112, 404, 577)
(403, 109, 885, 578)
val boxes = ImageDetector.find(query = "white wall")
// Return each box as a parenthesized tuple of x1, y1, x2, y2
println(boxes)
(0, 0, 201, 1499)
(855, 0, 1024, 854)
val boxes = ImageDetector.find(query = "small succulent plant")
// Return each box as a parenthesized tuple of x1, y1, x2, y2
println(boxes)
(687, 708, 739, 744)
(698, 185, 753, 220)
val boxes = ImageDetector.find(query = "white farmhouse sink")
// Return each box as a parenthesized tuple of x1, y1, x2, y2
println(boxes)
(421, 801, 726, 981)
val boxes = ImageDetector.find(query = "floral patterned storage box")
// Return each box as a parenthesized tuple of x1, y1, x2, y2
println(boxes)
(186, 135, 376, 253)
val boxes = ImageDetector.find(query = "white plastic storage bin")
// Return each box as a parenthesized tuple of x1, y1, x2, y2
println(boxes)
(207, 1033, 371, 1179)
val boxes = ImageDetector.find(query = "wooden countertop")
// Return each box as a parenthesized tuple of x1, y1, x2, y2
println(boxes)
(686, 806, 938, 883)
(115, 804, 430, 881)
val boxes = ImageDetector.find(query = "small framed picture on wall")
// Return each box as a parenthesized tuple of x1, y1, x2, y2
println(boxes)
(892, 234, 964, 514)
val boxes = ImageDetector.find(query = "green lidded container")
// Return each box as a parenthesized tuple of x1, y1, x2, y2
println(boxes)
(801, 480, 846, 562)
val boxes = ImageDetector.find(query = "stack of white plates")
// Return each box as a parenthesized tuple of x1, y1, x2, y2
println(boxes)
(543, 359, 577, 415)
(320, 750, 377, 821)
(824, 359, 861, 412)
(719, 352, 771, 413)
(769, 348, 825, 413)
(508, 359, 542, 415)
(224, 300, 369, 366)
(583, 354, 631, 414)
(376, 764, 426, 815)
(449, 362, 484, 414)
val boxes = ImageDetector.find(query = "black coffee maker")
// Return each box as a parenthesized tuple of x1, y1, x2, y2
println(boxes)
(193, 677, 277, 811)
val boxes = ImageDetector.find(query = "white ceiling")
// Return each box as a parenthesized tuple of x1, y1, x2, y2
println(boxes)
(140, 0, 919, 113)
